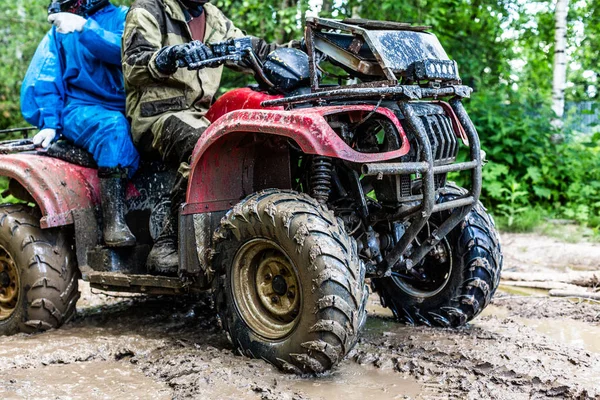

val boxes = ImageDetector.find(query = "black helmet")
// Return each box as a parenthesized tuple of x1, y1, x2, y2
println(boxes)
(48, 0, 109, 16)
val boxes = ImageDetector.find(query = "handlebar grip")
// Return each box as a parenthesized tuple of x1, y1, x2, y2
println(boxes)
(210, 37, 253, 57)
(181, 54, 242, 70)
(174, 37, 253, 70)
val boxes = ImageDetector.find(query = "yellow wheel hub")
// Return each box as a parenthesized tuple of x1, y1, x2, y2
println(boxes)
(232, 239, 301, 340)
(0, 248, 19, 321)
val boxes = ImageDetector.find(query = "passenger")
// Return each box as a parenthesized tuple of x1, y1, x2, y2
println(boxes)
(21, 0, 139, 247)
(123, 0, 296, 274)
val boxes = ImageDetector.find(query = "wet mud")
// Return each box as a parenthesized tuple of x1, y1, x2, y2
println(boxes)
(1, 233, 600, 399)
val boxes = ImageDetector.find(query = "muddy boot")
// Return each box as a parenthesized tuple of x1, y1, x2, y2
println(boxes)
(147, 177, 186, 275)
(146, 213, 178, 274)
(99, 168, 136, 247)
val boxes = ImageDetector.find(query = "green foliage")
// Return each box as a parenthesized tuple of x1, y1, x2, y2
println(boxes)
(494, 206, 545, 233)
(0, 1, 48, 129)
(495, 179, 530, 229)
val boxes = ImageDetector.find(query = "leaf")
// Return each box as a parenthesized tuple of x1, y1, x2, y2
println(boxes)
(526, 166, 542, 182)
(533, 186, 552, 199)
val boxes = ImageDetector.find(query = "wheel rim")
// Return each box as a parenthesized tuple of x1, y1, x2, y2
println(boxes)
(232, 239, 301, 340)
(0, 246, 19, 321)
(392, 232, 453, 298)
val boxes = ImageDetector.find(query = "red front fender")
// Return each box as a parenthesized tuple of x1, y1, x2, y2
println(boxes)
(185, 106, 410, 214)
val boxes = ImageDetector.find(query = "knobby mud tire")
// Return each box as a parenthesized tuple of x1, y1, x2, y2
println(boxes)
(372, 183, 503, 327)
(0, 204, 79, 335)
(213, 189, 368, 374)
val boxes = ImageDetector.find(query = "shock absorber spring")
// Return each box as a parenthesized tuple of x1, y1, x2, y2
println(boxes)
(311, 156, 333, 204)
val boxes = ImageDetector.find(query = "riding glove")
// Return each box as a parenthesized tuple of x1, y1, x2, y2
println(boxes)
(32, 128, 57, 148)
(48, 12, 87, 34)
(154, 41, 214, 74)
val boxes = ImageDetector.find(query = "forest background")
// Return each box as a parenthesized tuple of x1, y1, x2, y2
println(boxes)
(1, 0, 599, 233)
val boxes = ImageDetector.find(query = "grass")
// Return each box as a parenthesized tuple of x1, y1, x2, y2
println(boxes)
(493, 206, 600, 243)
(493, 206, 545, 233)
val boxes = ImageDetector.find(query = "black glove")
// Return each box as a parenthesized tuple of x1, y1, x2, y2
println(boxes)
(181, 41, 214, 69)
(154, 44, 183, 74)
(154, 41, 214, 74)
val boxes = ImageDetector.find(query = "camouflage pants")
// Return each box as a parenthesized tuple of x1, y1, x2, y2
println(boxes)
(146, 109, 210, 178)
(143, 109, 210, 217)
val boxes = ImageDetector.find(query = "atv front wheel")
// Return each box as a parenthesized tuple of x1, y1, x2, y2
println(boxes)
(372, 184, 502, 327)
(0, 205, 79, 335)
(214, 189, 368, 374)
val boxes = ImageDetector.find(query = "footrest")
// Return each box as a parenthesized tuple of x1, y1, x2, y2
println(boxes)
(87, 245, 151, 274)
(84, 271, 186, 295)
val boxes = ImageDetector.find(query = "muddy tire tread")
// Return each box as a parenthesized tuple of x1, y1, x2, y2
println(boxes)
(0, 204, 79, 335)
(214, 189, 367, 374)
(373, 183, 502, 327)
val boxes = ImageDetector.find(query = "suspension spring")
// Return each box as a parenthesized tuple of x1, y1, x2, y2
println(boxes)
(310, 156, 333, 204)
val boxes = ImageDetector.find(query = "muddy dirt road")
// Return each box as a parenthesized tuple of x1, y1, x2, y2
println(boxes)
(1, 233, 599, 399)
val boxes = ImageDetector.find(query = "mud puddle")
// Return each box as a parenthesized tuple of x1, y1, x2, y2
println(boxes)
(0, 361, 172, 400)
(481, 304, 600, 353)
(3, 275, 600, 399)
(289, 362, 423, 400)
(357, 298, 600, 398)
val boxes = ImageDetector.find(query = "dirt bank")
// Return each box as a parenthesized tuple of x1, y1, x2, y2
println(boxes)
(1, 233, 599, 399)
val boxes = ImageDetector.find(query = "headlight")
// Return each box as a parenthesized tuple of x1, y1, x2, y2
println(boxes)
(407, 59, 460, 82)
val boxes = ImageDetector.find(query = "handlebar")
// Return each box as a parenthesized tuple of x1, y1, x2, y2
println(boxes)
(176, 54, 243, 70)
(176, 37, 253, 70)
(177, 37, 275, 88)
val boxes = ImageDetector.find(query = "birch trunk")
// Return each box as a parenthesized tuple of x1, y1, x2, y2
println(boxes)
(552, 0, 570, 119)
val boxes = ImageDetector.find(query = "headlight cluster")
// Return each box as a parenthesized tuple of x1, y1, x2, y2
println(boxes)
(407, 59, 460, 82)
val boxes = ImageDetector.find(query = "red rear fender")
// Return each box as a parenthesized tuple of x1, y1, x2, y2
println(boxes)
(0, 154, 99, 228)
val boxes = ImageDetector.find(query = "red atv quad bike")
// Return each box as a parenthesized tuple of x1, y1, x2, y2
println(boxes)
(0, 18, 502, 374)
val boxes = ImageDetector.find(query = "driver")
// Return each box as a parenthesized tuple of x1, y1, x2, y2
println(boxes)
(21, 0, 139, 247)
(123, 0, 296, 274)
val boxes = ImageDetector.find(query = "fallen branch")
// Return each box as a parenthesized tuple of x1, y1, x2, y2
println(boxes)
(500, 280, 583, 291)
(501, 271, 600, 288)
(549, 289, 600, 301)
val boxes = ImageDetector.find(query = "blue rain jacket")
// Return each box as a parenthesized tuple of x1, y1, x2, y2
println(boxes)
(21, 4, 139, 175)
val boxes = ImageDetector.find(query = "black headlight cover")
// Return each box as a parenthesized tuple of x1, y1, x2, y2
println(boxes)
(263, 48, 311, 93)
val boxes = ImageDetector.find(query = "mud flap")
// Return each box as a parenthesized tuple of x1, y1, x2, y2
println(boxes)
(178, 210, 225, 287)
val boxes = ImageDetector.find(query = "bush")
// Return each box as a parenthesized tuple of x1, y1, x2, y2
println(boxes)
(460, 88, 600, 232)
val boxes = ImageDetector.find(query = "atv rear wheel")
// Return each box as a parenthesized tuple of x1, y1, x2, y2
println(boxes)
(213, 189, 368, 374)
(372, 183, 502, 327)
(0, 204, 79, 335)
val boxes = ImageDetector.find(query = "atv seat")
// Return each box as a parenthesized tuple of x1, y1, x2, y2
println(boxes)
(44, 140, 168, 172)
(45, 140, 97, 168)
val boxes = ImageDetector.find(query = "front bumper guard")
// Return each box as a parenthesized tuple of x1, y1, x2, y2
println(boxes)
(361, 97, 482, 276)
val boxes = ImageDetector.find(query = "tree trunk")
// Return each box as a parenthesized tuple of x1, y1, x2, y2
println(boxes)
(500, 280, 584, 292)
(501, 270, 600, 288)
(549, 289, 600, 300)
(552, 0, 570, 119)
